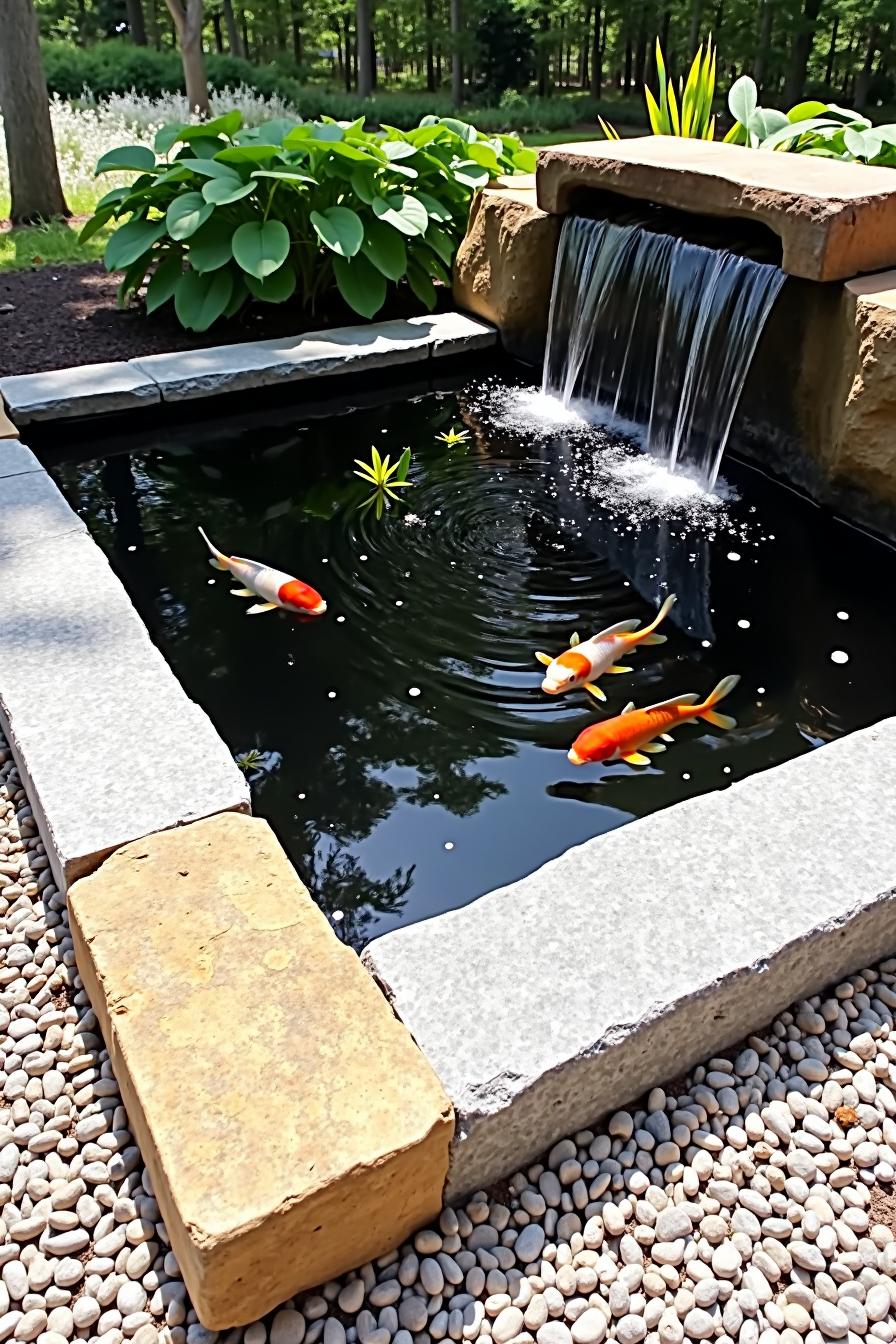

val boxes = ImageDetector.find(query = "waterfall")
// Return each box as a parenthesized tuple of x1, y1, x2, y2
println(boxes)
(542, 215, 785, 488)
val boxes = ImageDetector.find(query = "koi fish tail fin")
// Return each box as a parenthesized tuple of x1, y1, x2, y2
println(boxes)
(638, 593, 677, 644)
(198, 525, 228, 571)
(698, 673, 740, 729)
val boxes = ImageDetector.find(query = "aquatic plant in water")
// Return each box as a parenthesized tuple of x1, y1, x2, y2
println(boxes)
(354, 445, 413, 519)
(435, 426, 470, 445)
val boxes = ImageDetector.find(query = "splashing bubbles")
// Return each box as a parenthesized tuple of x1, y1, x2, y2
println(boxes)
(444, 842, 454, 851)
(327, 690, 337, 699)
(831, 650, 849, 664)
(837, 611, 849, 621)
(332, 909, 344, 921)
(727, 551, 741, 561)
(408, 687, 421, 698)
(737, 619, 751, 630)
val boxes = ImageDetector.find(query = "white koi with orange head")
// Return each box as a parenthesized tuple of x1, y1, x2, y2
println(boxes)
(198, 527, 327, 617)
(535, 594, 677, 702)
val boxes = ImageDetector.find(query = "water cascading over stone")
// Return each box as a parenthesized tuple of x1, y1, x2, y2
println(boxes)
(542, 215, 785, 487)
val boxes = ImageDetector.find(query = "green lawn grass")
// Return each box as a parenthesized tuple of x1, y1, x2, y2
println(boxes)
(0, 218, 109, 272)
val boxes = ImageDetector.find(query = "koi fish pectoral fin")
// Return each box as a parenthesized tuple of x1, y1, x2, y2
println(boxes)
(702, 710, 737, 729)
(623, 751, 652, 765)
(583, 682, 606, 701)
(246, 601, 279, 615)
(606, 664, 633, 674)
(230, 588, 256, 598)
(535, 651, 552, 667)
(208, 558, 228, 571)
(594, 617, 641, 640)
(643, 742, 666, 753)
(641, 633, 667, 645)
(660, 733, 674, 742)
(570, 632, 581, 647)
(621, 701, 635, 715)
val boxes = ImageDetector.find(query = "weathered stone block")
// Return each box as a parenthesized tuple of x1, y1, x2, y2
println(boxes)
(829, 272, 896, 505)
(536, 137, 896, 281)
(453, 181, 561, 364)
(0, 361, 160, 423)
(69, 813, 453, 1328)
(365, 718, 896, 1200)
(0, 518, 249, 889)
(0, 399, 19, 439)
(130, 313, 491, 401)
(0, 439, 43, 480)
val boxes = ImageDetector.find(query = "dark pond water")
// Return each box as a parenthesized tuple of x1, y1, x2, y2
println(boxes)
(49, 369, 896, 947)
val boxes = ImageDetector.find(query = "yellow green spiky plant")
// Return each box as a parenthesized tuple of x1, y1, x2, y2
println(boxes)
(645, 36, 717, 139)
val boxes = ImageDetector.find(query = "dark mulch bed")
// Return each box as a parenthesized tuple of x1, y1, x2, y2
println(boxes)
(0, 262, 444, 378)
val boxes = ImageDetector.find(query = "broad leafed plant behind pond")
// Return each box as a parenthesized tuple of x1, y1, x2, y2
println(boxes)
(82, 109, 534, 331)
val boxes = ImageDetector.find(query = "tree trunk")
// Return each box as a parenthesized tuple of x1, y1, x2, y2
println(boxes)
(589, 2, 601, 96)
(784, 0, 824, 106)
(854, 26, 878, 109)
(536, 4, 550, 97)
(370, 29, 378, 87)
(754, 0, 773, 91)
(240, 10, 250, 55)
(222, 0, 243, 54)
(688, 0, 701, 55)
(356, 0, 373, 94)
(211, 10, 223, 51)
(425, 0, 435, 90)
(126, 0, 148, 44)
(164, 0, 209, 114)
(450, 0, 462, 105)
(343, 14, 353, 90)
(581, 2, 589, 87)
(291, 0, 302, 64)
(0, 0, 70, 224)
(623, 35, 633, 94)
(823, 13, 838, 87)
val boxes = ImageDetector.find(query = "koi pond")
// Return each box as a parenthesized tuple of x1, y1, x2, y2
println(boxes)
(48, 367, 896, 947)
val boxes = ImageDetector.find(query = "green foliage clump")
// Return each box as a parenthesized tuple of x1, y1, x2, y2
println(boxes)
(645, 37, 716, 139)
(724, 75, 896, 166)
(83, 109, 534, 332)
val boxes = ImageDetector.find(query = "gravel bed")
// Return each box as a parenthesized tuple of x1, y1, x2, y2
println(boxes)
(2, 729, 896, 1344)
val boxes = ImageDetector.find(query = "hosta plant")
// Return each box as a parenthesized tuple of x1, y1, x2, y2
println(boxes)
(724, 75, 896, 165)
(82, 109, 535, 331)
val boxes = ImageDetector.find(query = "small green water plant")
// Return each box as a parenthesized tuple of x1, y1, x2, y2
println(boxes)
(354, 445, 412, 519)
(82, 109, 535, 331)
(435, 426, 470, 445)
(724, 76, 896, 165)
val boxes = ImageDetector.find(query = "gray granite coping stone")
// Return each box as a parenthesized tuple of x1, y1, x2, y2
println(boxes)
(0, 468, 88, 559)
(0, 361, 160, 425)
(364, 717, 896, 1199)
(0, 508, 249, 890)
(0, 440, 43, 480)
(130, 313, 495, 401)
(0, 315, 495, 418)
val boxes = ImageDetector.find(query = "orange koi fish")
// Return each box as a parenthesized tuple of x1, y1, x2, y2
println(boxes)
(536, 594, 677, 702)
(199, 527, 326, 617)
(567, 675, 740, 766)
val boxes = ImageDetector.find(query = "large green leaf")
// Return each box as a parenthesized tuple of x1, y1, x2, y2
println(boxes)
(759, 114, 836, 150)
(154, 123, 184, 156)
(176, 158, 243, 181)
(333, 253, 387, 318)
(245, 266, 297, 303)
(79, 208, 115, 245)
(145, 254, 183, 314)
(96, 144, 157, 175)
(180, 110, 243, 140)
(214, 144, 282, 165)
(728, 75, 757, 129)
(166, 192, 213, 240)
(202, 177, 256, 205)
(350, 168, 377, 204)
(231, 219, 291, 279)
(312, 122, 344, 142)
(787, 99, 828, 123)
(452, 160, 490, 190)
(415, 191, 453, 223)
(361, 218, 407, 280)
(104, 217, 168, 271)
(407, 260, 438, 312)
(250, 168, 318, 185)
(174, 267, 234, 332)
(425, 222, 456, 267)
(382, 140, 418, 161)
(310, 206, 364, 257)
(844, 126, 883, 160)
(95, 186, 132, 211)
(372, 193, 429, 237)
(189, 216, 236, 273)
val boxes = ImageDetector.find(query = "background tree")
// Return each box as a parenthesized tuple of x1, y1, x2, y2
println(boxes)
(164, 0, 209, 111)
(0, 0, 69, 224)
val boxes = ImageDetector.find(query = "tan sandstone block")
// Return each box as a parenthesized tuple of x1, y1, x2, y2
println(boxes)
(68, 813, 453, 1328)
(536, 137, 896, 281)
(453, 179, 560, 363)
(0, 400, 19, 438)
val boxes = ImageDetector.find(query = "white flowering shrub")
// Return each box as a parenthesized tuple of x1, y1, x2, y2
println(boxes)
(0, 87, 301, 215)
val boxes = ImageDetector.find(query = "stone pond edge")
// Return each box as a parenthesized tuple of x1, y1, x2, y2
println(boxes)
(0, 312, 497, 424)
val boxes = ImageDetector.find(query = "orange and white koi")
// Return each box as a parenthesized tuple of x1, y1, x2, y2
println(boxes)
(567, 675, 740, 766)
(536, 594, 677, 702)
(198, 527, 327, 617)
